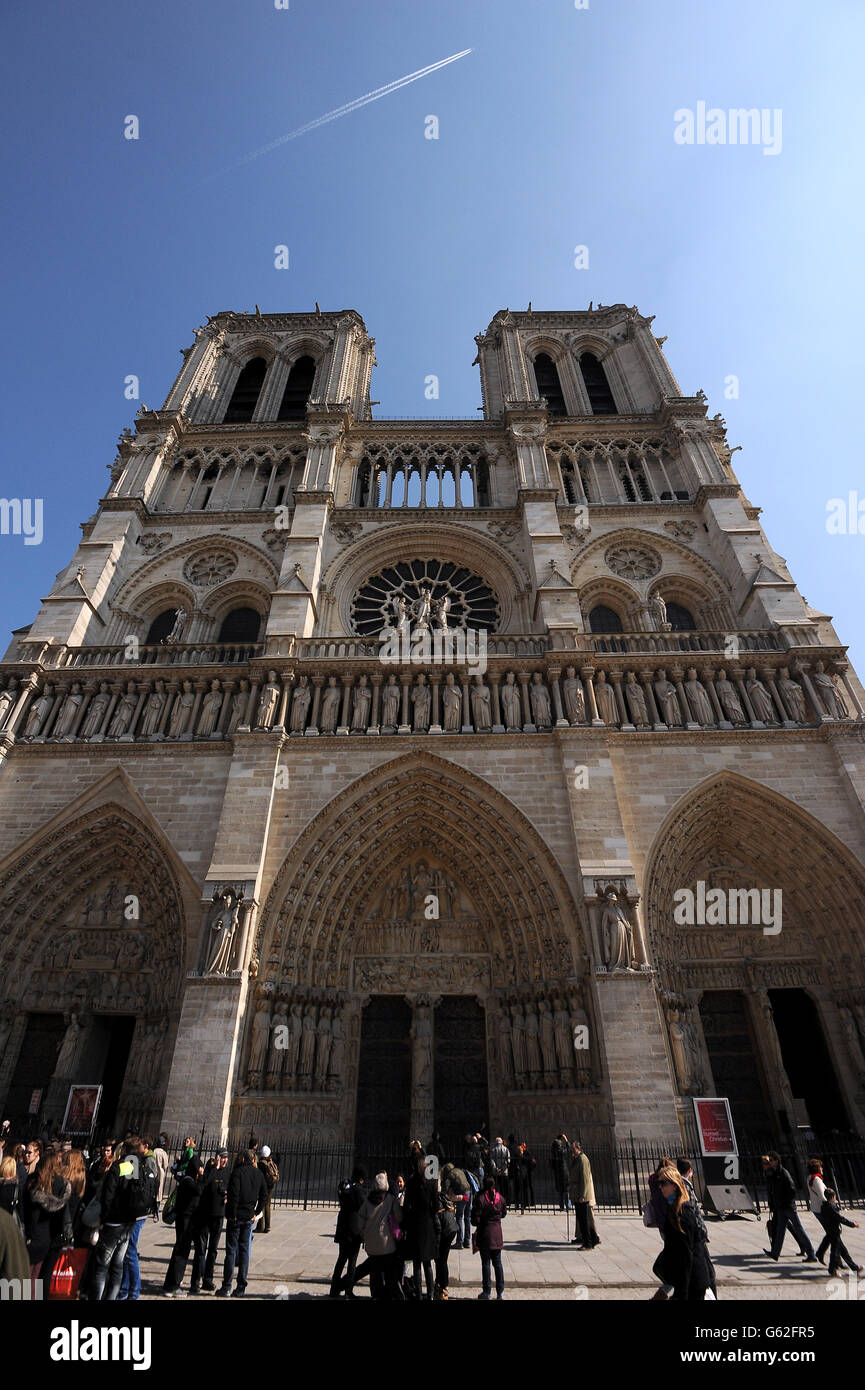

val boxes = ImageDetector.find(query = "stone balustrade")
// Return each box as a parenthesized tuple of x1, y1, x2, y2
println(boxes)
(1, 652, 861, 746)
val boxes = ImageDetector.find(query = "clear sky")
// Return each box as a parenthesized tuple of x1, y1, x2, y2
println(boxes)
(2, 0, 863, 666)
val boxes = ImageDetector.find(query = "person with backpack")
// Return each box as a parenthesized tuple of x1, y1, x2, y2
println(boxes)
(441, 1161, 472, 1249)
(196, 1149, 229, 1291)
(162, 1154, 207, 1296)
(434, 1187, 458, 1300)
(117, 1137, 159, 1301)
(488, 1137, 510, 1201)
(257, 1145, 279, 1233)
(89, 1136, 158, 1301)
(329, 1166, 366, 1298)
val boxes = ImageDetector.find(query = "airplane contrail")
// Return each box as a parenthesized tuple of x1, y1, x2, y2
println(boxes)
(205, 48, 472, 180)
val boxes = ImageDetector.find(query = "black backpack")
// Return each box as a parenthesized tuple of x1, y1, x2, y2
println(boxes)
(121, 1155, 158, 1219)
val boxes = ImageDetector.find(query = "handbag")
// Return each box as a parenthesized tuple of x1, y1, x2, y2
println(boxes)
(471, 1232, 479, 1253)
(642, 1200, 658, 1228)
(81, 1196, 101, 1228)
(161, 1188, 177, 1225)
(49, 1247, 89, 1301)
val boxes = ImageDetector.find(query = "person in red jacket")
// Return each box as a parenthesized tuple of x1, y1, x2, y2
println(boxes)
(471, 1176, 507, 1300)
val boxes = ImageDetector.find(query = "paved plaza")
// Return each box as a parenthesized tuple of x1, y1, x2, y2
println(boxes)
(132, 1205, 865, 1302)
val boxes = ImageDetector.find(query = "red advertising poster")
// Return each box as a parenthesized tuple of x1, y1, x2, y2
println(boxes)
(61, 1085, 102, 1136)
(693, 1097, 737, 1156)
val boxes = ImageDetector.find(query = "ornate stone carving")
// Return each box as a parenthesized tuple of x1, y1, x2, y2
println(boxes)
(605, 544, 661, 580)
(813, 662, 849, 719)
(715, 669, 747, 725)
(600, 888, 638, 971)
(138, 532, 172, 555)
(183, 550, 237, 587)
(205, 887, 243, 974)
(256, 671, 281, 730)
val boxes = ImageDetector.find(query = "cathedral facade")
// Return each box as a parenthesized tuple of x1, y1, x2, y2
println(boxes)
(1, 304, 864, 1153)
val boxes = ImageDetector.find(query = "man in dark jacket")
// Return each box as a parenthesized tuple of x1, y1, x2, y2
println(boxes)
(196, 1149, 229, 1291)
(162, 1156, 207, 1296)
(215, 1151, 267, 1298)
(762, 1152, 817, 1262)
(90, 1138, 155, 1301)
(550, 1134, 570, 1211)
(329, 1166, 366, 1298)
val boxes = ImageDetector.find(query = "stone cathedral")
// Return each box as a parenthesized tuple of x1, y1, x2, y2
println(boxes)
(2, 304, 865, 1155)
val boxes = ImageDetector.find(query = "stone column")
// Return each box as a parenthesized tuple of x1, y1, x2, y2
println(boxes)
(745, 987, 797, 1137)
(796, 663, 828, 724)
(490, 674, 504, 733)
(763, 668, 795, 727)
(639, 668, 664, 730)
(518, 672, 535, 732)
(0, 1011, 28, 1117)
(337, 673, 353, 735)
(241, 680, 260, 731)
(702, 666, 725, 724)
(461, 671, 473, 732)
(368, 673, 382, 735)
(217, 680, 236, 736)
(126, 685, 150, 740)
(733, 666, 760, 725)
(276, 673, 295, 732)
(549, 666, 569, 728)
(581, 666, 603, 726)
(610, 672, 632, 729)
(306, 675, 324, 736)
(2, 674, 39, 738)
(407, 993, 438, 1142)
(671, 666, 700, 730)
(429, 674, 442, 734)
(838, 666, 865, 719)
(399, 674, 412, 734)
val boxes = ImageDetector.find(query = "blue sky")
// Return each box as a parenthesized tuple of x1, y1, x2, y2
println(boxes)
(2, 0, 863, 666)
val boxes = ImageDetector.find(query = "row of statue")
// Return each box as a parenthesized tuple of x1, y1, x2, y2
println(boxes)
(497, 995, 592, 1090)
(247, 999, 346, 1094)
(1, 659, 851, 743)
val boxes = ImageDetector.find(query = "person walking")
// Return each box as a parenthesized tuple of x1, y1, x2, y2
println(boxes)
(762, 1152, 817, 1262)
(89, 1136, 157, 1301)
(488, 1137, 510, 1202)
(197, 1149, 229, 1291)
(654, 1165, 715, 1301)
(550, 1133, 570, 1211)
(257, 1145, 279, 1233)
(118, 1137, 159, 1301)
(646, 1156, 675, 1300)
(471, 1175, 507, 1300)
(441, 1161, 472, 1249)
(162, 1154, 207, 1297)
(152, 1135, 169, 1219)
(807, 1159, 831, 1264)
(359, 1171, 404, 1301)
(568, 1141, 600, 1249)
(329, 1166, 366, 1298)
(215, 1150, 267, 1298)
(821, 1188, 862, 1277)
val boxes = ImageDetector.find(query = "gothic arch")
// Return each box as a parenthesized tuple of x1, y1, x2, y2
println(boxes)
(254, 751, 589, 994)
(323, 523, 530, 635)
(114, 535, 279, 616)
(577, 577, 642, 629)
(199, 579, 273, 624)
(570, 526, 732, 604)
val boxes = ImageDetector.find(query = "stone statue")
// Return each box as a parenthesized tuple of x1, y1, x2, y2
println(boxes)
(715, 669, 747, 725)
(650, 594, 668, 630)
(328, 1012, 345, 1090)
(24, 684, 54, 737)
(247, 999, 272, 1087)
(813, 661, 848, 719)
(498, 1008, 514, 1084)
(168, 680, 195, 738)
(569, 994, 592, 1087)
(81, 683, 111, 739)
(434, 594, 451, 630)
(283, 1002, 303, 1085)
(653, 670, 681, 727)
(442, 673, 461, 731)
(227, 680, 250, 733)
(289, 676, 311, 733)
(381, 675, 400, 729)
(411, 674, 431, 731)
(320, 676, 341, 733)
(205, 887, 241, 974)
(553, 996, 573, 1078)
(594, 672, 619, 725)
(107, 682, 138, 738)
(314, 1006, 333, 1088)
(839, 1006, 865, 1076)
(529, 673, 552, 728)
(777, 667, 807, 723)
(562, 667, 585, 724)
(392, 595, 410, 634)
(745, 669, 777, 724)
(266, 1002, 288, 1090)
(471, 676, 492, 730)
(54, 1012, 83, 1077)
(412, 586, 433, 631)
(601, 889, 636, 970)
(197, 680, 223, 736)
(351, 675, 371, 731)
(524, 1002, 542, 1082)
(684, 669, 714, 727)
(139, 680, 167, 737)
(299, 1004, 318, 1088)
(510, 1002, 528, 1085)
(538, 999, 556, 1082)
(0, 679, 18, 730)
(411, 1006, 433, 1089)
(624, 671, 648, 726)
(501, 672, 521, 730)
(668, 1008, 692, 1091)
(163, 607, 187, 645)
(257, 671, 281, 730)
(53, 684, 84, 738)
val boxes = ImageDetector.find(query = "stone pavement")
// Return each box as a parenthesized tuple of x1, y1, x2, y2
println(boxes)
(133, 1205, 865, 1301)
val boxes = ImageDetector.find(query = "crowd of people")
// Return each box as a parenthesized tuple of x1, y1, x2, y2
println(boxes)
(0, 1123, 859, 1302)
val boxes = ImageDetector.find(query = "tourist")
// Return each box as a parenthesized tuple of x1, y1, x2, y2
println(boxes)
(359, 1171, 404, 1301)
(197, 1148, 229, 1291)
(153, 1134, 169, 1217)
(568, 1141, 600, 1249)
(820, 1188, 862, 1277)
(257, 1144, 279, 1233)
(520, 1142, 537, 1209)
(488, 1136, 510, 1201)
(215, 1150, 267, 1298)
(762, 1152, 817, 1262)
(807, 1159, 831, 1264)
(647, 1156, 675, 1300)
(441, 1160, 472, 1248)
(22, 1150, 71, 1290)
(471, 1175, 507, 1300)
(550, 1133, 570, 1211)
(0, 1205, 29, 1288)
(0, 1154, 18, 1214)
(434, 1186, 458, 1300)
(464, 1132, 483, 1185)
(89, 1136, 158, 1301)
(84, 1140, 115, 1207)
(163, 1154, 207, 1296)
(428, 1131, 447, 1167)
(118, 1137, 159, 1301)
(654, 1165, 715, 1301)
(172, 1136, 197, 1179)
(676, 1157, 714, 1294)
(329, 1165, 366, 1298)
(403, 1150, 438, 1299)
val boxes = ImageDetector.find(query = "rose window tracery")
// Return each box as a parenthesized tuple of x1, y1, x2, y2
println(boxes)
(604, 544, 661, 581)
(351, 559, 499, 637)
(183, 550, 237, 587)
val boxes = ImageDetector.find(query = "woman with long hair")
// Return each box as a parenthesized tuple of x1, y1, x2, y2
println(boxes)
(0, 1155, 19, 1216)
(21, 1151, 72, 1287)
(654, 1165, 715, 1301)
(471, 1175, 507, 1300)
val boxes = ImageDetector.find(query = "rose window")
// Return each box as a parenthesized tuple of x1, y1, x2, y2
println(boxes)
(604, 545, 661, 581)
(351, 559, 499, 637)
